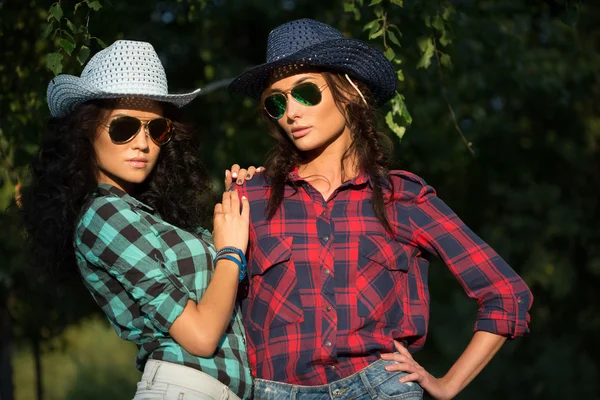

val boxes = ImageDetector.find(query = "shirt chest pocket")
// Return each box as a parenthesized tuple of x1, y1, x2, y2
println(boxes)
(247, 236, 304, 332)
(356, 235, 410, 321)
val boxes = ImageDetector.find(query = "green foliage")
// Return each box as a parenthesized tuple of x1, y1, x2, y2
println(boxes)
(345, 0, 411, 133)
(42, 1, 107, 75)
(385, 93, 411, 140)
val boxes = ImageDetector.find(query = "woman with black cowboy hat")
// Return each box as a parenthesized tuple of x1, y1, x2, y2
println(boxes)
(20, 40, 256, 399)
(229, 19, 533, 400)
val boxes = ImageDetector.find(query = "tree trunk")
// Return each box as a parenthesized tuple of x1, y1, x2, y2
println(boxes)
(0, 297, 14, 400)
(32, 332, 43, 400)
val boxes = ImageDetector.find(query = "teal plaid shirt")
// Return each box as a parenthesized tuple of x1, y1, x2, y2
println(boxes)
(74, 184, 252, 399)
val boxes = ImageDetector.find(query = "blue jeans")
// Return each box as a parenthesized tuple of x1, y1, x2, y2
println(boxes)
(253, 359, 423, 399)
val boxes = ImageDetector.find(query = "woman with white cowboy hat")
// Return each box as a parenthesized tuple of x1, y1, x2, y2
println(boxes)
(21, 40, 255, 399)
(229, 19, 533, 399)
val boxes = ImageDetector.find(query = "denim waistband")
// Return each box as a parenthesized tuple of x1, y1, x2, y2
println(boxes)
(254, 359, 423, 399)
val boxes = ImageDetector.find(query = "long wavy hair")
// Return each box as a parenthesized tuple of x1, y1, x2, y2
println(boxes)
(262, 71, 396, 235)
(20, 99, 211, 278)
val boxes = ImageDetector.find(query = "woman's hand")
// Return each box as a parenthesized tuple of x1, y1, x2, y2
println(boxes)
(224, 164, 264, 187)
(212, 189, 249, 254)
(380, 341, 457, 400)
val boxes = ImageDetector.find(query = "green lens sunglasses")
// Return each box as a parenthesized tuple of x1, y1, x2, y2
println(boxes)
(263, 82, 328, 120)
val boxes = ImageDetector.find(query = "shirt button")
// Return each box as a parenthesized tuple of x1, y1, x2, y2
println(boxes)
(326, 306, 332, 311)
(325, 341, 332, 347)
(330, 365, 336, 371)
(324, 269, 330, 275)
(322, 235, 329, 242)
(320, 210, 327, 217)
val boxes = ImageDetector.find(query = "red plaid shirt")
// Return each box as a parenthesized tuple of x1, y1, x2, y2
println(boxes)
(238, 169, 533, 385)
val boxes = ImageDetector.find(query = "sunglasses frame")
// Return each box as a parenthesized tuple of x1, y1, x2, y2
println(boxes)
(105, 116, 174, 146)
(263, 81, 328, 120)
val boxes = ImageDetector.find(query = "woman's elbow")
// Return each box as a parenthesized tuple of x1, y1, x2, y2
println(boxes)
(185, 340, 218, 358)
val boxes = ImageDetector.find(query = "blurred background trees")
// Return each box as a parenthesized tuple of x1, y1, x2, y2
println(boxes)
(1, 0, 598, 399)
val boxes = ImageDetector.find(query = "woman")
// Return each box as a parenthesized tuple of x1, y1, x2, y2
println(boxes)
(228, 19, 533, 400)
(21, 40, 253, 400)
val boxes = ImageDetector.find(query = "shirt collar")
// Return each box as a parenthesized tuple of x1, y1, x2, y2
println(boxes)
(94, 183, 155, 213)
(288, 167, 371, 188)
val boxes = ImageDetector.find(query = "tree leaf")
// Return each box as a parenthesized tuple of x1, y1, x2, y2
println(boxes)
(77, 45, 91, 65)
(432, 15, 444, 31)
(390, 0, 403, 6)
(49, 4, 63, 21)
(46, 52, 63, 75)
(65, 18, 77, 34)
(369, 27, 384, 39)
(343, 2, 355, 13)
(368, 21, 381, 37)
(417, 37, 434, 69)
(442, 6, 455, 20)
(561, 4, 579, 27)
(387, 30, 401, 46)
(395, 92, 412, 125)
(87, 0, 103, 11)
(384, 46, 396, 61)
(385, 111, 407, 140)
(440, 53, 453, 70)
(42, 22, 54, 39)
(74, 1, 85, 13)
(369, 0, 382, 5)
(424, 15, 431, 28)
(62, 31, 75, 43)
(93, 37, 108, 48)
(396, 69, 404, 82)
(439, 30, 452, 46)
(373, 5, 384, 18)
(363, 19, 379, 32)
(60, 39, 76, 56)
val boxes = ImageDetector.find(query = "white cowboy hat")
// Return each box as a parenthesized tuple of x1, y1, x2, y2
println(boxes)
(47, 40, 201, 117)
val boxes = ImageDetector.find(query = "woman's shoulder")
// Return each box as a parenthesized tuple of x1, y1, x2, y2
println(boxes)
(82, 192, 137, 217)
(237, 171, 271, 201)
(387, 170, 436, 203)
(77, 189, 143, 233)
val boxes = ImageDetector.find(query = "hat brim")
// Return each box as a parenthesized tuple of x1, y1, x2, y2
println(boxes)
(228, 38, 397, 107)
(47, 74, 201, 118)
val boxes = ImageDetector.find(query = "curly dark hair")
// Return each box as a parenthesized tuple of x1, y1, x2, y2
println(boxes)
(20, 99, 211, 278)
(262, 72, 396, 235)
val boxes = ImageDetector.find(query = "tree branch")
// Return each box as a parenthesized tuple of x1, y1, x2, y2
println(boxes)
(433, 36, 475, 155)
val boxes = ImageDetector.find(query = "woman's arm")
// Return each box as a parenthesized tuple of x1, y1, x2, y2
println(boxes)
(76, 190, 249, 357)
(384, 172, 533, 398)
(169, 189, 249, 357)
(381, 332, 506, 399)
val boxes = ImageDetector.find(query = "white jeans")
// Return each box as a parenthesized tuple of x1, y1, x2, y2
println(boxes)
(132, 360, 241, 400)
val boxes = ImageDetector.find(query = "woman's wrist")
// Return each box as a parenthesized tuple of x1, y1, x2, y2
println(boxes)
(213, 246, 247, 281)
(438, 371, 464, 398)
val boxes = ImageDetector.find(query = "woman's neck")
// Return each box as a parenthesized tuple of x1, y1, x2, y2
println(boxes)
(298, 131, 358, 199)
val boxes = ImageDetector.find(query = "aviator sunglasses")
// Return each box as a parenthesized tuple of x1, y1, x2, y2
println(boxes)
(106, 116, 174, 146)
(263, 82, 328, 120)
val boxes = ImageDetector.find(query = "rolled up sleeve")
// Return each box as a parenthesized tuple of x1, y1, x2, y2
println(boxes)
(75, 197, 189, 333)
(407, 182, 533, 338)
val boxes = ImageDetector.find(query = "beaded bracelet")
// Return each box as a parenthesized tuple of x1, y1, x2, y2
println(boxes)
(213, 246, 247, 281)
